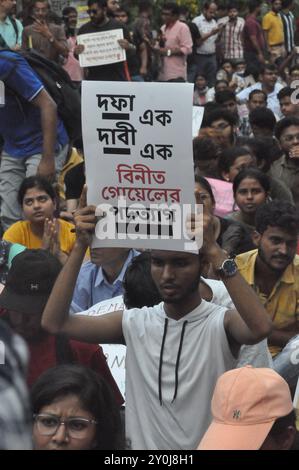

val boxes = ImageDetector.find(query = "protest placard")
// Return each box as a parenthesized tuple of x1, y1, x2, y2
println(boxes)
(82, 81, 199, 252)
(77, 29, 126, 67)
(192, 106, 204, 137)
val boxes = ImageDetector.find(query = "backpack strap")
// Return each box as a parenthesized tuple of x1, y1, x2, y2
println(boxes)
(9, 16, 19, 43)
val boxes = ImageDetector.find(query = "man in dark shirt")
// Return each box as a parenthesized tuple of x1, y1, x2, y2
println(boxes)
(243, 0, 266, 67)
(76, 0, 134, 81)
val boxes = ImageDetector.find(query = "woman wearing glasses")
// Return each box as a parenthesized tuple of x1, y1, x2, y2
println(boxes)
(31, 364, 126, 450)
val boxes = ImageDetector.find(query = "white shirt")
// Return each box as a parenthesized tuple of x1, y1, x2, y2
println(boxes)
(193, 14, 218, 54)
(237, 81, 283, 118)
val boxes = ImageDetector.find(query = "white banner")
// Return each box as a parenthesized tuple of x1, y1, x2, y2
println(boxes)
(77, 29, 126, 67)
(82, 81, 199, 252)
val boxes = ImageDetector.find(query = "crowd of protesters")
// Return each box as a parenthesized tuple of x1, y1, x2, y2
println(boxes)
(1, 0, 299, 451)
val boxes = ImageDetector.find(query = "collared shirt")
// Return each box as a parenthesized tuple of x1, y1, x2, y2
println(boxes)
(193, 14, 218, 55)
(0, 16, 23, 47)
(269, 154, 299, 210)
(22, 22, 67, 63)
(70, 249, 140, 313)
(236, 249, 299, 356)
(158, 20, 192, 81)
(280, 10, 295, 54)
(218, 16, 245, 59)
(262, 11, 284, 46)
(237, 81, 283, 117)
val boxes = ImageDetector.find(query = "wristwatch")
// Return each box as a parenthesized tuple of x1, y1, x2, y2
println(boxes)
(167, 49, 171, 57)
(215, 258, 238, 278)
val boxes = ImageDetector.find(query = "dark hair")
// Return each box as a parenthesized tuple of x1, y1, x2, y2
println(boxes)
(274, 116, 299, 140)
(31, 364, 126, 450)
(62, 6, 77, 17)
(249, 107, 276, 131)
(218, 146, 253, 174)
(259, 63, 278, 75)
(18, 176, 56, 206)
(162, 2, 180, 15)
(227, 2, 239, 10)
(215, 89, 237, 105)
(215, 79, 229, 89)
(268, 410, 296, 440)
(202, 109, 238, 128)
(123, 252, 161, 309)
(281, 0, 293, 8)
(194, 175, 216, 204)
(278, 86, 294, 101)
(203, 1, 218, 9)
(248, 89, 267, 103)
(233, 168, 270, 197)
(193, 136, 219, 163)
(248, 0, 261, 13)
(255, 200, 299, 235)
(87, 0, 107, 8)
(237, 136, 282, 172)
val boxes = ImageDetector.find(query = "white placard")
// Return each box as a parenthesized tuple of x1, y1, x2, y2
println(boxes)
(76, 296, 126, 399)
(77, 29, 126, 67)
(192, 106, 204, 137)
(82, 81, 199, 253)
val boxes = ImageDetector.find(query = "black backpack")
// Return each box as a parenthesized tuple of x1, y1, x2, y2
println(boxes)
(0, 49, 82, 142)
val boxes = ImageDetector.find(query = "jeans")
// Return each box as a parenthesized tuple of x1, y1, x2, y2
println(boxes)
(194, 53, 217, 88)
(0, 144, 68, 231)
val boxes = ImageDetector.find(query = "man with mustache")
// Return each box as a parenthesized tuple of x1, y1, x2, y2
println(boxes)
(235, 200, 299, 388)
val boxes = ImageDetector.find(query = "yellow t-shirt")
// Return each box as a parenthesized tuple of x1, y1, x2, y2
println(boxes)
(3, 219, 76, 254)
(236, 249, 299, 356)
(262, 11, 284, 46)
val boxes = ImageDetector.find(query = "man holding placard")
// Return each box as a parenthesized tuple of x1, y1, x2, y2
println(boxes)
(75, 0, 135, 80)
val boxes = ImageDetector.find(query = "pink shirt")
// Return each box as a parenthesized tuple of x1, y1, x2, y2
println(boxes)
(63, 36, 83, 82)
(158, 20, 192, 81)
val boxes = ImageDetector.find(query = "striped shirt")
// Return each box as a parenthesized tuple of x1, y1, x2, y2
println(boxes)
(280, 10, 295, 54)
(218, 16, 245, 59)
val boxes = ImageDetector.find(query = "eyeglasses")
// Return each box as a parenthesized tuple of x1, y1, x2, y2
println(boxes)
(87, 8, 98, 15)
(34, 414, 97, 439)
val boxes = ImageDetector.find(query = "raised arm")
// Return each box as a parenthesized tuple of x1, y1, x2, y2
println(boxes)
(189, 212, 272, 348)
(41, 188, 124, 344)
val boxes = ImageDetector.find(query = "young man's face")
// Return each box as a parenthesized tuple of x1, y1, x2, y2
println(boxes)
(107, 0, 119, 14)
(261, 69, 278, 89)
(279, 124, 299, 154)
(161, 9, 177, 26)
(254, 226, 297, 273)
(248, 92, 267, 111)
(32, 1, 48, 21)
(272, 0, 282, 13)
(222, 99, 238, 116)
(65, 11, 78, 29)
(0, 0, 16, 15)
(150, 251, 201, 304)
(279, 95, 299, 117)
(114, 9, 128, 24)
(228, 7, 238, 20)
(87, 3, 106, 25)
(210, 118, 233, 144)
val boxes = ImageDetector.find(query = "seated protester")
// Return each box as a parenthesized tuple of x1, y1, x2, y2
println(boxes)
(201, 108, 239, 148)
(218, 146, 256, 183)
(216, 60, 245, 92)
(0, 249, 123, 408)
(206, 79, 229, 102)
(214, 89, 251, 136)
(3, 176, 76, 265)
(270, 116, 299, 210)
(195, 175, 255, 256)
(226, 168, 271, 252)
(193, 136, 220, 178)
(31, 364, 126, 450)
(288, 64, 299, 85)
(249, 107, 277, 139)
(193, 74, 209, 106)
(221, 139, 294, 204)
(71, 246, 140, 313)
(0, 319, 32, 450)
(247, 89, 267, 113)
(278, 86, 299, 118)
(198, 366, 296, 450)
(235, 201, 299, 395)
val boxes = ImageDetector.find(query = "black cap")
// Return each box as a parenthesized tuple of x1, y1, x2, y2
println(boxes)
(0, 249, 62, 315)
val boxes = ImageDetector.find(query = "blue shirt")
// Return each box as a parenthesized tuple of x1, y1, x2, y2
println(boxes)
(0, 50, 68, 157)
(70, 249, 140, 313)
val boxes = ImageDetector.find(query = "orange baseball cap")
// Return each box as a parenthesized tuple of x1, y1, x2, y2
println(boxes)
(198, 366, 293, 450)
